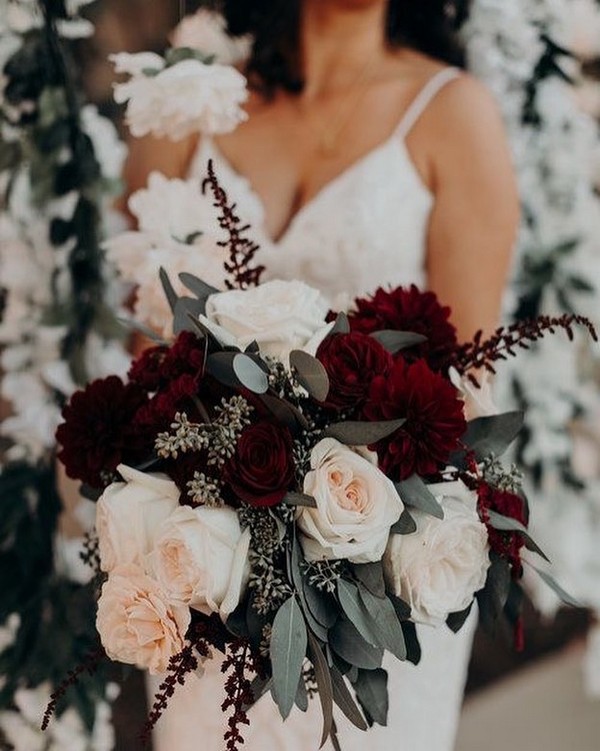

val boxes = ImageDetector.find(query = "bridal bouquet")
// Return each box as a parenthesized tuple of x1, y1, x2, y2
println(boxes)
(47, 167, 593, 750)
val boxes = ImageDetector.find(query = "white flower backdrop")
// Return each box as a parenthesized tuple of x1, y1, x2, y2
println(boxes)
(1, 0, 600, 747)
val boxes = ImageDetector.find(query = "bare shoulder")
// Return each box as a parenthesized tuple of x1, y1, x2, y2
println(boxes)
(430, 72, 503, 130)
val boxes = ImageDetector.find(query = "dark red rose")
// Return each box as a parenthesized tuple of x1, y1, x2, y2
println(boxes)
(363, 358, 466, 481)
(223, 421, 295, 507)
(316, 332, 393, 410)
(478, 482, 528, 576)
(348, 285, 458, 372)
(56, 376, 151, 488)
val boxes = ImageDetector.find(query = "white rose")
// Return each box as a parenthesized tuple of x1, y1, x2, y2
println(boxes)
(149, 505, 251, 621)
(297, 438, 403, 564)
(170, 9, 251, 65)
(96, 465, 179, 573)
(201, 279, 334, 363)
(112, 54, 248, 140)
(449, 366, 497, 421)
(383, 480, 490, 626)
(96, 564, 190, 674)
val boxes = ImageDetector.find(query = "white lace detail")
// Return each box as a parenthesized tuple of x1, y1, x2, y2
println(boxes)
(152, 67, 474, 751)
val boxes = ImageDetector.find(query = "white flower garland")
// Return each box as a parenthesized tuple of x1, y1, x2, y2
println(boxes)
(463, 0, 600, 692)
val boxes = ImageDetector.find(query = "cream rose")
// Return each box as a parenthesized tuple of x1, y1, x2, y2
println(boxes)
(383, 480, 490, 626)
(96, 465, 179, 573)
(96, 564, 190, 674)
(149, 506, 251, 620)
(200, 279, 334, 363)
(297, 438, 403, 564)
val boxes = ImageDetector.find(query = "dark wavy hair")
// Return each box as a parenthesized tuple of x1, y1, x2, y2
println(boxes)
(202, 1, 471, 93)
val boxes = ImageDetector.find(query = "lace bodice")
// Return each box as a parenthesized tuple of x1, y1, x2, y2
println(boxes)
(151, 68, 474, 751)
(187, 68, 462, 302)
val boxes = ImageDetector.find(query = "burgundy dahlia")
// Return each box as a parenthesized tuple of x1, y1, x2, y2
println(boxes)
(348, 285, 458, 372)
(363, 358, 466, 481)
(56, 376, 151, 488)
(223, 421, 295, 507)
(128, 331, 206, 393)
(316, 332, 393, 410)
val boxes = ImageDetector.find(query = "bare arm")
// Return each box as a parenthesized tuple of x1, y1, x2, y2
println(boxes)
(414, 76, 519, 342)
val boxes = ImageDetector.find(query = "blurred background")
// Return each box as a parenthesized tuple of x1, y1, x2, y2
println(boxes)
(2, 1, 600, 749)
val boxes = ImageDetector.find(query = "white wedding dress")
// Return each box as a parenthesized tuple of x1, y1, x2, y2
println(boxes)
(150, 67, 477, 751)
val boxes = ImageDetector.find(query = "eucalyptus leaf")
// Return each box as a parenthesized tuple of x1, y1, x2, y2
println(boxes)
(337, 580, 380, 647)
(487, 510, 550, 562)
(307, 632, 334, 748)
(173, 297, 207, 335)
(324, 418, 405, 446)
(233, 353, 269, 393)
(352, 668, 389, 727)
(159, 267, 179, 312)
(388, 593, 412, 622)
(357, 587, 406, 661)
(390, 509, 417, 535)
(330, 312, 350, 335)
(290, 535, 329, 641)
(477, 554, 511, 632)
(460, 411, 524, 461)
(243, 676, 272, 710)
(446, 602, 474, 633)
(260, 393, 308, 431)
(353, 562, 385, 598)
(117, 316, 168, 345)
(401, 621, 422, 666)
(304, 584, 338, 629)
(396, 475, 444, 520)
(527, 563, 580, 608)
(178, 272, 219, 300)
(283, 492, 317, 508)
(330, 618, 383, 670)
(289, 350, 330, 402)
(371, 330, 427, 354)
(330, 666, 368, 731)
(270, 596, 308, 720)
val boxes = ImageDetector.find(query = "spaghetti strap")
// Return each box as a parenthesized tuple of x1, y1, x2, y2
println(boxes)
(395, 67, 461, 140)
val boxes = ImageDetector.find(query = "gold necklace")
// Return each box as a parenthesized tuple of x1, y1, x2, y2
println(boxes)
(312, 55, 380, 157)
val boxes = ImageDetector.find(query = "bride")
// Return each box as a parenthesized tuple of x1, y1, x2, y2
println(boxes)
(123, 1, 519, 749)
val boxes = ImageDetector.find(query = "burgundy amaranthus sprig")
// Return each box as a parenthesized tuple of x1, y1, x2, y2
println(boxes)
(451, 314, 597, 385)
(42, 648, 105, 731)
(203, 159, 265, 290)
(221, 639, 264, 751)
(140, 626, 211, 745)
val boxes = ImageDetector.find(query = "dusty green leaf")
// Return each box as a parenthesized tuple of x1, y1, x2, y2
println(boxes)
(330, 666, 368, 731)
(370, 330, 427, 354)
(390, 509, 417, 535)
(178, 272, 219, 300)
(307, 632, 334, 748)
(396, 475, 444, 519)
(283, 492, 317, 508)
(446, 602, 474, 633)
(352, 668, 389, 727)
(324, 418, 405, 446)
(330, 618, 383, 670)
(289, 350, 330, 402)
(270, 596, 308, 720)
(159, 266, 179, 312)
(353, 562, 385, 598)
(487, 510, 550, 562)
(357, 587, 406, 661)
(461, 411, 524, 461)
(528, 563, 580, 608)
(337, 580, 379, 647)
